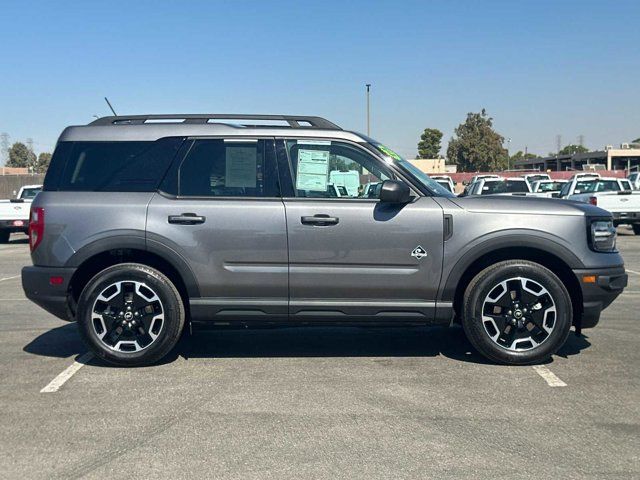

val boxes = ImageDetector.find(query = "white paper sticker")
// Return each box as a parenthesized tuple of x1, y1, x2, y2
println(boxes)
(225, 146, 257, 188)
(296, 149, 330, 191)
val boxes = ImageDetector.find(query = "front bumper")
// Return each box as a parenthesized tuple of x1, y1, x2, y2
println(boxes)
(573, 266, 627, 329)
(22, 265, 76, 321)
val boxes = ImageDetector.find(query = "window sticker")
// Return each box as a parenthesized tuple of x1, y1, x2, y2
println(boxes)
(296, 149, 330, 191)
(376, 144, 402, 161)
(225, 146, 257, 188)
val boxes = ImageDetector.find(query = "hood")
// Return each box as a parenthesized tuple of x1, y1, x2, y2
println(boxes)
(450, 195, 610, 217)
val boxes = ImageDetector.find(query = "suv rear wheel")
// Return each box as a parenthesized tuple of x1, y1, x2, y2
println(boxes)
(76, 263, 185, 366)
(462, 260, 572, 365)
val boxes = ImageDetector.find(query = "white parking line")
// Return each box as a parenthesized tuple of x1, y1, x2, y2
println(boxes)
(626, 269, 640, 275)
(0, 275, 20, 282)
(40, 352, 93, 393)
(532, 365, 567, 387)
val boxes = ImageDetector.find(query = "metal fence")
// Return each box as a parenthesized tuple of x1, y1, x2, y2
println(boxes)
(0, 175, 45, 199)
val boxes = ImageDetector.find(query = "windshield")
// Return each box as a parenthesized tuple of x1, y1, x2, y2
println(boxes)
(20, 187, 41, 199)
(482, 180, 529, 194)
(536, 181, 565, 192)
(371, 143, 455, 197)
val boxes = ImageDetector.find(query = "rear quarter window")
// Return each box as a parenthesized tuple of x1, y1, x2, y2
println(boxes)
(44, 138, 184, 192)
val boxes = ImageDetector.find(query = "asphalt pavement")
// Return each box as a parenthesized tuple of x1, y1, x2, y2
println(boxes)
(0, 230, 638, 479)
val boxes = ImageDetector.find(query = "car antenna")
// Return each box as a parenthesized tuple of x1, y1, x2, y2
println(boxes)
(104, 97, 118, 116)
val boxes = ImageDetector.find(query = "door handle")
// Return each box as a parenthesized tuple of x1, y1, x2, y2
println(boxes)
(168, 213, 206, 225)
(301, 214, 339, 226)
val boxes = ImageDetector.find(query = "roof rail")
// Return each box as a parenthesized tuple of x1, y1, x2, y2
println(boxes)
(88, 114, 342, 130)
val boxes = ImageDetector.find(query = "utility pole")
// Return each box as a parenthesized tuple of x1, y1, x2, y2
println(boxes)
(506, 137, 512, 170)
(556, 134, 562, 154)
(578, 134, 584, 148)
(365, 84, 371, 136)
(0, 133, 9, 166)
(26, 138, 35, 174)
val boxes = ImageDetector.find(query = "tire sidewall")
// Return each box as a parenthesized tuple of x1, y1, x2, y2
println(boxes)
(77, 263, 184, 366)
(463, 261, 572, 365)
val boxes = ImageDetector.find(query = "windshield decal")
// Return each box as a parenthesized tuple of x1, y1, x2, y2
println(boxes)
(376, 144, 402, 161)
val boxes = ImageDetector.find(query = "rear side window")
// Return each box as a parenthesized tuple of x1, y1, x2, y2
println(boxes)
(44, 138, 183, 192)
(174, 139, 279, 197)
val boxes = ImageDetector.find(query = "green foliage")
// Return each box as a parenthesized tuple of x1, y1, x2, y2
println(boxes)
(446, 109, 508, 172)
(510, 150, 538, 162)
(35, 152, 52, 173)
(6, 142, 36, 168)
(417, 128, 443, 159)
(559, 144, 589, 155)
(632, 138, 640, 144)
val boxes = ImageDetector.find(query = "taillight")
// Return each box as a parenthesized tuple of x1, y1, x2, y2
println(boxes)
(28, 207, 44, 252)
(589, 196, 597, 206)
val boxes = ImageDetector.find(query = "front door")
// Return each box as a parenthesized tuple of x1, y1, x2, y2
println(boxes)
(278, 139, 444, 321)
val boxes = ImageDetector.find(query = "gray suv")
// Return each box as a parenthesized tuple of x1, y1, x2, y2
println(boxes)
(22, 114, 628, 366)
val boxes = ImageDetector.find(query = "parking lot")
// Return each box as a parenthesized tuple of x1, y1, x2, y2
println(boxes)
(0, 231, 638, 479)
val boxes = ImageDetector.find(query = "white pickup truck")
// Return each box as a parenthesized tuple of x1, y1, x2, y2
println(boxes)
(0, 184, 42, 242)
(563, 177, 640, 234)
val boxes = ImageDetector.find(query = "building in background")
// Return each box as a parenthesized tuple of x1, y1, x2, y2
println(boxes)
(409, 158, 457, 174)
(514, 145, 640, 172)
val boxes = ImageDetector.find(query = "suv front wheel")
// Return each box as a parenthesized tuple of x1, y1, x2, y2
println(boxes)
(462, 260, 572, 365)
(77, 263, 185, 366)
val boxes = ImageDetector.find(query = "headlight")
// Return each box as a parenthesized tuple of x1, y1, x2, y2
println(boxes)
(589, 219, 617, 252)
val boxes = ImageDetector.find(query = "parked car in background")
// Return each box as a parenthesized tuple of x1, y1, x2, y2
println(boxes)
(430, 175, 455, 193)
(529, 179, 568, 198)
(0, 184, 42, 243)
(463, 177, 531, 196)
(627, 172, 640, 190)
(565, 178, 640, 233)
(559, 175, 627, 199)
(521, 173, 551, 186)
(467, 174, 501, 185)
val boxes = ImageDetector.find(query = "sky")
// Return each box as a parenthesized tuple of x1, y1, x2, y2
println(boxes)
(1, 0, 639, 162)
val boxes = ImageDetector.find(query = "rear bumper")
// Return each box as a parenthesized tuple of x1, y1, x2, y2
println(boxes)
(612, 212, 640, 224)
(573, 266, 627, 329)
(0, 219, 29, 233)
(22, 266, 76, 321)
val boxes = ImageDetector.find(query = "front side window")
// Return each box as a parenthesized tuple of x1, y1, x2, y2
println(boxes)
(285, 140, 391, 199)
(177, 139, 278, 197)
(482, 180, 529, 194)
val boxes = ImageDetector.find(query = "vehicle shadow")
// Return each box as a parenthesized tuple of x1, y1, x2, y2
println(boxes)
(23, 322, 592, 367)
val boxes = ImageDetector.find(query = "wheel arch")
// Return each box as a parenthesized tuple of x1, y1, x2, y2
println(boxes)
(444, 239, 583, 326)
(66, 237, 199, 316)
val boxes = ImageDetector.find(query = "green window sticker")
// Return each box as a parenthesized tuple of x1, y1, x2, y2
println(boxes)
(376, 144, 402, 161)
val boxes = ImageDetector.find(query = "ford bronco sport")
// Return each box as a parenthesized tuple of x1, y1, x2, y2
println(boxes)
(22, 114, 627, 366)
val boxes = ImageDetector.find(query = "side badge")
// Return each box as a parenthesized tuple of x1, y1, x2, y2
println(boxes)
(411, 246, 428, 259)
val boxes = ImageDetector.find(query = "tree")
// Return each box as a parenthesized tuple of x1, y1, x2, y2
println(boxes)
(632, 138, 640, 144)
(510, 150, 538, 162)
(6, 142, 36, 169)
(35, 152, 52, 173)
(417, 128, 443, 159)
(446, 109, 508, 171)
(559, 144, 589, 155)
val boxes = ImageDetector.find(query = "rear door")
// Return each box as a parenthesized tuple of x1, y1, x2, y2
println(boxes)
(276, 138, 444, 322)
(146, 137, 288, 321)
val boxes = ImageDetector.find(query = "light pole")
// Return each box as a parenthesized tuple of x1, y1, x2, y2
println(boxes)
(506, 137, 512, 171)
(365, 84, 371, 136)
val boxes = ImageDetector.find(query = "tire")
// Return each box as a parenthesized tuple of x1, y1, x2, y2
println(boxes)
(0, 230, 10, 243)
(462, 260, 572, 365)
(76, 263, 185, 367)
(632, 224, 640, 235)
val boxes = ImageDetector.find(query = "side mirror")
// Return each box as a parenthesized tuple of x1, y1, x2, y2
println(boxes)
(379, 180, 411, 203)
